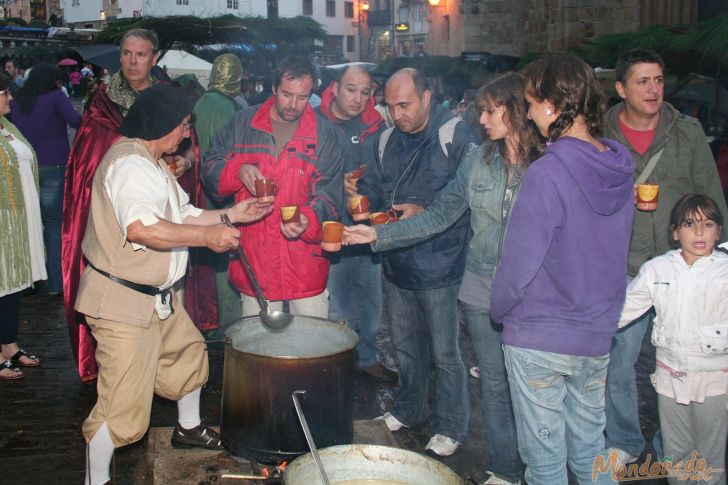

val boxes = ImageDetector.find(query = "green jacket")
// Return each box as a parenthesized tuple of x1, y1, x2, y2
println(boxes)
(604, 102, 728, 275)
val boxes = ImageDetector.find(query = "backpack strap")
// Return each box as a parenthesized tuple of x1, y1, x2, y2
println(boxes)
(437, 117, 461, 159)
(377, 116, 461, 164)
(377, 125, 396, 165)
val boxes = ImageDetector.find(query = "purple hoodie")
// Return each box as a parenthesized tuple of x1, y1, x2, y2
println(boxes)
(490, 136, 635, 357)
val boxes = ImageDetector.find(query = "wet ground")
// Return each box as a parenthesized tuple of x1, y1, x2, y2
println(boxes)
(0, 291, 667, 485)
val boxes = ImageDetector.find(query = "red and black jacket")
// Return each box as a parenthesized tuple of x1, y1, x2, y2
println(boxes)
(202, 97, 345, 300)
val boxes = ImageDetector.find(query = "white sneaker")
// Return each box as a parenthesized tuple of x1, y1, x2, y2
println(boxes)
(375, 412, 407, 432)
(482, 472, 521, 485)
(425, 433, 460, 456)
(470, 366, 481, 379)
(607, 448, 639, 467)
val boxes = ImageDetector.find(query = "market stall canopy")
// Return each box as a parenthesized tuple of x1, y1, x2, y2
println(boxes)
(156, 50, 213, 89)
(71, 44, 121, 71)
(71, 45, 212, 88)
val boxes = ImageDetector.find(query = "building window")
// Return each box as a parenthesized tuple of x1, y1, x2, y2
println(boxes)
(227, 0, 238, 9)
(303, 0, 312, 15)
(346, 35, 355, 52)
(326, 0, 335, 17)
(268, 0, 278, 18)
(176, 0, 189, 5)
(345, 1, 354, 18)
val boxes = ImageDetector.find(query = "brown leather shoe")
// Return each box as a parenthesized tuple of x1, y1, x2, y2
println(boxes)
(358, 362, 399, 383)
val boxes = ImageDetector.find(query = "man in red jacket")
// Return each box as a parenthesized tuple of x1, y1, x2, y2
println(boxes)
(202, 57, 344, 317)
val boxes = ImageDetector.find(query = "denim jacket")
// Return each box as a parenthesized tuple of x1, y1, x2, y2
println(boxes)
(372, 145, 523, 281)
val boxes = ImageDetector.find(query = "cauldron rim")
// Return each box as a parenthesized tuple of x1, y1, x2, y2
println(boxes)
(224, 314, 358, 359)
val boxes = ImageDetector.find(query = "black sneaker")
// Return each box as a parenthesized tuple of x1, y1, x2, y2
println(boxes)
(171, 423, 223, 450)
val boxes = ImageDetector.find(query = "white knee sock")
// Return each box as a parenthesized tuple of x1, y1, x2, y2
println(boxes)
(177, 387, 202, 429)
(85, 422, 114, 485)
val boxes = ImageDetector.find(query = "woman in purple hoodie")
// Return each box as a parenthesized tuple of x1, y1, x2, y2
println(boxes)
(490, 53, 635, 484)
(11, 63, 82, 295)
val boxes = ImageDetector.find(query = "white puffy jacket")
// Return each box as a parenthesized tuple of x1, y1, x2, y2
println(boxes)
(619, 249, 728, 373)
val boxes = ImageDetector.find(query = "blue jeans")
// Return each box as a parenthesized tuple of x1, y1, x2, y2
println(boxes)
(461, 302, 522, 482)
(327, 250, 383, 367)
(504, 345, 616, 485)
(604, 308, 651, 457)
(383, 278, 469, 442)
(39, 164, 65, 294)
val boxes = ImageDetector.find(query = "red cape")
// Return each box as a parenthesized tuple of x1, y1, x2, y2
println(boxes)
(62, 87, 217, 382)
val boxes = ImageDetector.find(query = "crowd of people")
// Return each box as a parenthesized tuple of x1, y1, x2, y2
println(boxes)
(1, 26, 727, 485)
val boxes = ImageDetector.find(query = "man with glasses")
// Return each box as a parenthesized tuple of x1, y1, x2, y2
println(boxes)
(62, 29, 196, 383)
(76, 85, 271, 485)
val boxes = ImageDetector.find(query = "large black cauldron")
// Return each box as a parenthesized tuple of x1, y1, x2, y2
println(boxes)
(221, 315, 358, 464)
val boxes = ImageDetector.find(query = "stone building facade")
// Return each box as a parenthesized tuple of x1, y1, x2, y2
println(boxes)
(462, 0, 699, 56)
(363, 0, 703, 61)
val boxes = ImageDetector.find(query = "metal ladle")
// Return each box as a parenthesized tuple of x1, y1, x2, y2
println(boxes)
(292, 390, 331, 485)
(221, 214, 294, 332)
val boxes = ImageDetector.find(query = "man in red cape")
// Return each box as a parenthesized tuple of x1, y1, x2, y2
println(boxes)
(62, 28, 216, 382)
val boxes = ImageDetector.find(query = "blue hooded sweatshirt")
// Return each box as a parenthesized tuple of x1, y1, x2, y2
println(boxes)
(490, 136, 635, 357)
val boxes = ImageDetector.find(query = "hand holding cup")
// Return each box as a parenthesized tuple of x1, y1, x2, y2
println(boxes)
(343, 224, 377, 245)
(281, 212, 309, 239)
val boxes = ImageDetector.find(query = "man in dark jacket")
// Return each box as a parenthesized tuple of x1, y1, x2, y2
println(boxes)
(202, 57, 344, 318)
(315, 65, 396, 382)
(359, 68, 477, 456)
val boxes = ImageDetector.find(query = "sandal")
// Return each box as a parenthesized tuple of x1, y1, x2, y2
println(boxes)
(9, 349, 40, 367)
(0, 360, 24, 380)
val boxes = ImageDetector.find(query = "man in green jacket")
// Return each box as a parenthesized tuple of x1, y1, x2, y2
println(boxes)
(192, 53, 246, 328)
(603, 48, 728, 467)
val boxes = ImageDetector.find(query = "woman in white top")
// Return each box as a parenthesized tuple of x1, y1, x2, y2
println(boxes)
(619, 193, 728, 485)
(0, 71, 46, 379)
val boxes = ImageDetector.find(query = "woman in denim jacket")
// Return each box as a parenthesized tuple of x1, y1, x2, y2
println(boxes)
(344, 72, 539, 485)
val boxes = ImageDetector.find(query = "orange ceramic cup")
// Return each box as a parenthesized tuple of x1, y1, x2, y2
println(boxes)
(281, 205, 300, 223)
(321, 221, 344, 251)
(255, 178, 278, 204)
(348, 195, 370, 221)
(636, 183, 659, 211)
(370, 212, 390, 225)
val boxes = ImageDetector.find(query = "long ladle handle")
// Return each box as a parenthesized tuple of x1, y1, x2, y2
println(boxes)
(292, 390, 331, 485)
(221, 214, 269, 312)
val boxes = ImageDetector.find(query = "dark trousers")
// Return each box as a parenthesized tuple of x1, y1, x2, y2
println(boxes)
(0, 291, 22, 344)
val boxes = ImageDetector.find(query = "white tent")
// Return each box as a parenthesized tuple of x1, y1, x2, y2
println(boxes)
(157, 49, 213, 89)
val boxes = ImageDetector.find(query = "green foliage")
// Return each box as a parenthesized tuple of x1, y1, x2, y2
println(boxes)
(94, 15, 327, 53)
(5, 17, 27, 26)
(28, 19, 49, 28)
(580, 14, 728, 79)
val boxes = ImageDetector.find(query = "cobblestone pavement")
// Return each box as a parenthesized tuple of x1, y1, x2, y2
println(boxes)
(0, 291, 668, 484)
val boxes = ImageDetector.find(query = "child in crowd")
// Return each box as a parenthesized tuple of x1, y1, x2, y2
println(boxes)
(619, 193, 728, 485)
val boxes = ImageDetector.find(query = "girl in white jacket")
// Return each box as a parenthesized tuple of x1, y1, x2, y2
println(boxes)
(619, 193, 728, 485)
